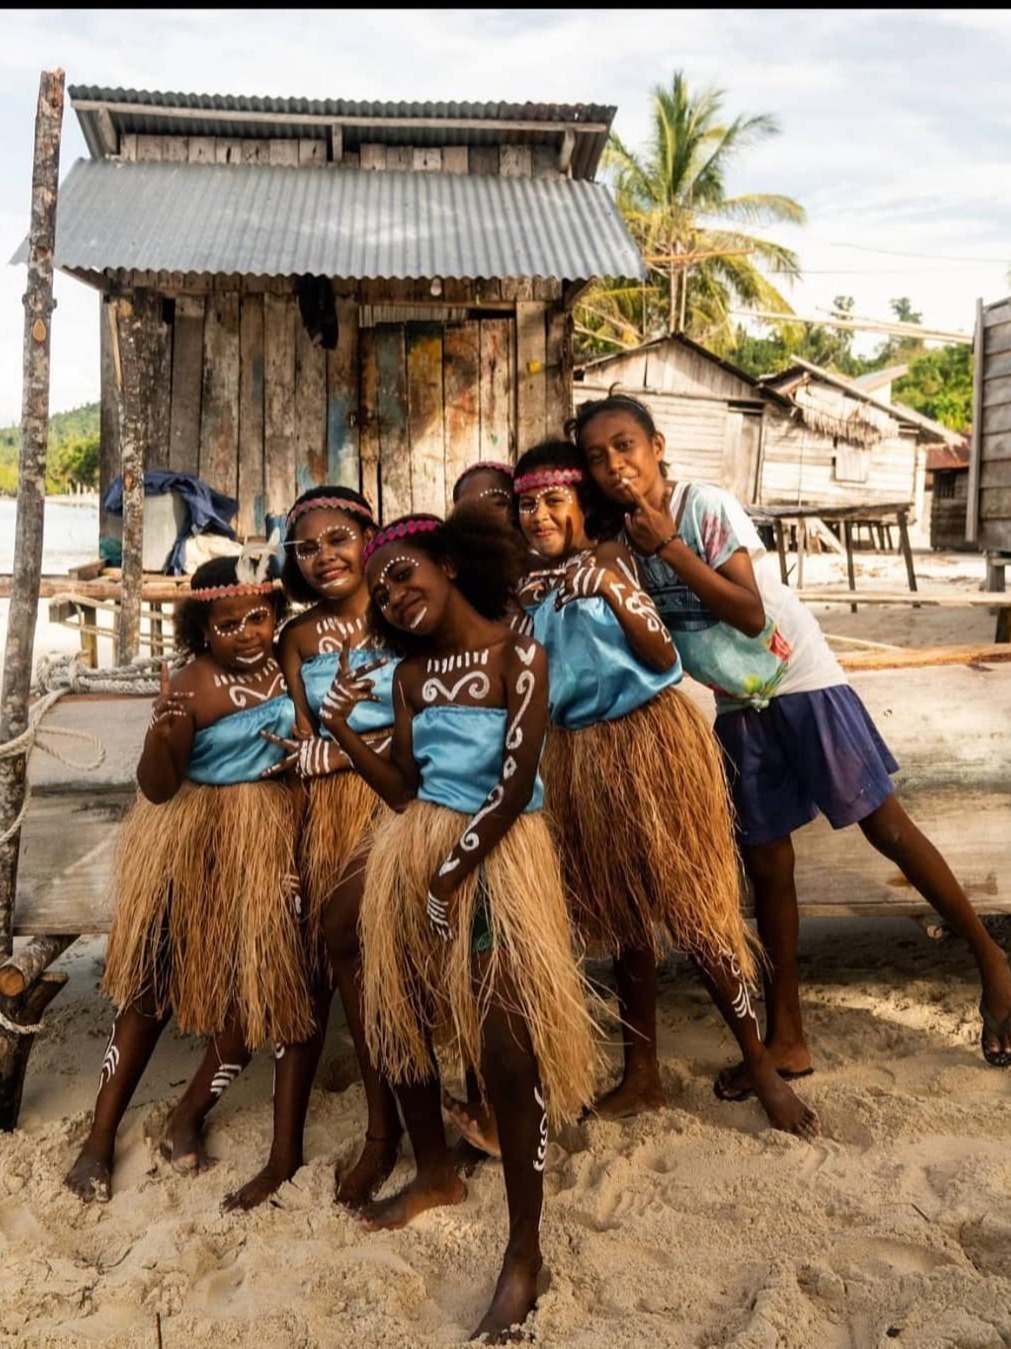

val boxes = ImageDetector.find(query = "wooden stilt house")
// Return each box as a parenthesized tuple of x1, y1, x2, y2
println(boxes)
(26, 86, 644, 540)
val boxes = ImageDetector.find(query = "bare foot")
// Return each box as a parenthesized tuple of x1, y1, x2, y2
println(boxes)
(65, 1140, 113, 1204)
(587, 1073, 666, 1121)
(335, 1132, 402, 1210)
(979, 948, 1011, 1063)
(359, 1170, 466, 1231)
(749, 1066, 820, 1141)
(222, 1157, 300, 1212)
(714, 1042, 814, 1102)
(470, 1251, 542, 1343)
(160, 1107, 216, 1175)
(443, 1088, 501, 1157)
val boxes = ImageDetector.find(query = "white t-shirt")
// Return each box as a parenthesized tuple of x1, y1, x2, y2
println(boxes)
(630, 481, 846, 713)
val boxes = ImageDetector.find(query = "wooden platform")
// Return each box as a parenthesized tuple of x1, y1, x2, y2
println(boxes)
(12, 651, 1011, 934)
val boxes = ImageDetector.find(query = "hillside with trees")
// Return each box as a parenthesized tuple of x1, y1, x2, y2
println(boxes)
(0, 402, 100, 495)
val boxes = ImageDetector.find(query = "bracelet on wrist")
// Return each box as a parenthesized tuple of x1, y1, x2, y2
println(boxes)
(651, 530, 678, 556)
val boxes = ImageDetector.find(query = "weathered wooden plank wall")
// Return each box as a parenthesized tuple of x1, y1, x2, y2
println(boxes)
(976, 298, 1011, 550)
(113, 283, 571, 529)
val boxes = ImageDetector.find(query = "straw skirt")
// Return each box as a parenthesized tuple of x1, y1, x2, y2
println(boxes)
(543, 685, 756, 981)
(103, 780, 313, 1048)
(360, 800, 600, 1127)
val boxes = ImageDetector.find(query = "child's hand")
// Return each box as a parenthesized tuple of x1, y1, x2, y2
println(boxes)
(319, 647, 387, 730)
(148, 660, 193, 739)
(293, 710, 315, 741)
(259, 730, 349, 778)
(553, 561, 613, 610)
(622, 480, 677, 556)
(426, 877, 457, 943)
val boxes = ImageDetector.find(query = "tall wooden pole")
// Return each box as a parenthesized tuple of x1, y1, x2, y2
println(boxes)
(0, 69, 65, 961)
(113, 295, 146, 664)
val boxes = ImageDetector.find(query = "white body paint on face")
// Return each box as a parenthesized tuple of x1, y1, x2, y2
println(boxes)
(408, 605, 428, 630)
(210, 606, 272, 639)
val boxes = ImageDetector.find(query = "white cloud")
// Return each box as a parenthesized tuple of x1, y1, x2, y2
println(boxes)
(0, 7, 1008, 420)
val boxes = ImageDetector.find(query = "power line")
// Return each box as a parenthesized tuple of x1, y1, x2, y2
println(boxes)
(830, 242, 1011, 264)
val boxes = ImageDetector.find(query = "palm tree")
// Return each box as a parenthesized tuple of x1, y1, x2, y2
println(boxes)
(578, 72, 805, 356)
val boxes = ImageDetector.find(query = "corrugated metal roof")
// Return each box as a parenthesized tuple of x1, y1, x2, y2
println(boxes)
(68, 87, 615, 180)
(10, 159, 645, 283)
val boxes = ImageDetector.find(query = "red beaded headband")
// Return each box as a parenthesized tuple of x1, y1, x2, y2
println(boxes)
(188, 580, 280, 601)
(285, 496, 375, 529)
(362, 518, 441, 566)
(513, 468, 585, 494)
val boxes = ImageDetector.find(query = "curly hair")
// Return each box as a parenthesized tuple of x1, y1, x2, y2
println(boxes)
(280, 484, 376, 605)
(512, 440, 614, 541)
(365, 502, 527, 657)
(175, 556, 287, 658)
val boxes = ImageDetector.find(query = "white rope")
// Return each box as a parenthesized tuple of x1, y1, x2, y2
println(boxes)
(0, 1006, 45, 1037)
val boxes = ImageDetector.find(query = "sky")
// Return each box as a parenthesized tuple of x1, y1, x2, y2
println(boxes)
(0, 6, 1009, 423)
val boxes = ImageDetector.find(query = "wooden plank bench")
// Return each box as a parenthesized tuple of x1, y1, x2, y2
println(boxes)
(797, 589, 1011, 643)
(9, 648, 1011, 948)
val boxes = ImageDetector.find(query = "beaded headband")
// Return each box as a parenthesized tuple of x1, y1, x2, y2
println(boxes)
(513, 468, 585, 494)
(188, 580, 280, 601)
(286, 496, 375, 530)
(362, 517, 441, 567)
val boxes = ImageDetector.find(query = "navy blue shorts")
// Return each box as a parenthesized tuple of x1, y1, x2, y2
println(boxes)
(714, 685, 898, 848)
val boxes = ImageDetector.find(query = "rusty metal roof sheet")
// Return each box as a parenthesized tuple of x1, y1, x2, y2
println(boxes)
(68, 86, 616, 180)
(10, 158, 644, 283)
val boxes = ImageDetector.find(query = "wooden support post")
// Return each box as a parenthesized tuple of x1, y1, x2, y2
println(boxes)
(0, 972, 67, 1131)
(843, 519, 857, 613)
(0, 68, 65, 964)
(897, 508, 919, 608)
(774, 519, 788, 584)
(113, 295, 149, 664)
(0, 69, 67, 1130)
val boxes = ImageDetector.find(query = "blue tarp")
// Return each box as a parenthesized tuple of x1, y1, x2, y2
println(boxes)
(101, 471, 238, 575)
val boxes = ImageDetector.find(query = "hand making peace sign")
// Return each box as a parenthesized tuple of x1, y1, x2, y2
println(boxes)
(148, 660, 193, 740)
(622, 479, 677, 557)
(318, 647, 388, 732)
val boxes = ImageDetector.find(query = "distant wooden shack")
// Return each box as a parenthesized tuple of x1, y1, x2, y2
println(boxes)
(16, 86, 643, 539)
(969, 296, 1011, 561)
(927, 439, 971, 550)
(573, 336, 946, 520)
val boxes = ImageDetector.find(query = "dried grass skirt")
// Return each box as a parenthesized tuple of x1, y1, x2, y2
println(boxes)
(360, 801, 600, 1127)
(102, 781, 313, 1048)
(543, 685, 756, 981)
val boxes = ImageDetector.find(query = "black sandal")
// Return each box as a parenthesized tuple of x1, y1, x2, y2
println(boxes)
(979, 998, 1011, 1067)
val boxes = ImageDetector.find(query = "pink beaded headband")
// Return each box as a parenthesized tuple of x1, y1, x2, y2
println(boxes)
(285, 496, 375, 529)
(362, 518, 441, 566)
(188, 580, 279, 601)
(512, 468, 585, 494)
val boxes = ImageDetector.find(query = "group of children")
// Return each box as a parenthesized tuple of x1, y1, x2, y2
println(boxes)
(64, 393, 1011, 1344)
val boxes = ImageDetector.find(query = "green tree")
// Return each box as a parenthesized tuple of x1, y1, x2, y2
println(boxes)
(892, 345, 973, 431)
(733, 296, 864, 378)
(576, 72, 805, 357)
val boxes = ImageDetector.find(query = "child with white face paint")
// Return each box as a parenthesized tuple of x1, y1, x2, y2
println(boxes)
(65, 555, 311, 1205)
(474, 440, 818, 1146)
(221, 485, 404, 1214)
(322, 501, 600, 1344)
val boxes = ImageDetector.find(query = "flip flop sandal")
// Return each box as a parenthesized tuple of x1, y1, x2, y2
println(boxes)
(979, 998, 1011, 1067)
(713, 1065, 815, 1103)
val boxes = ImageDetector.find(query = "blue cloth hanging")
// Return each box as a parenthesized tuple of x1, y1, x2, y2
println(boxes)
(101, 470, 238, 575)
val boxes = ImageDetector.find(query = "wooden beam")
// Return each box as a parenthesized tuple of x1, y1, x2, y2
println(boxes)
(113, 296, 148, 664)
(95, 104, 119, 157)
(558, 127, 575, 173)
(72, 100, 611, 135)
(967, 298, 984, 544)
(0, 68, 65, 963)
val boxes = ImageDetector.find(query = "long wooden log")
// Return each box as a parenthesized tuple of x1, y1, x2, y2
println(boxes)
(0, 933, 75, 998)
(0, 69, 65, 962)
(0, 971, 67, 1131)
(114, 295, 148, 664)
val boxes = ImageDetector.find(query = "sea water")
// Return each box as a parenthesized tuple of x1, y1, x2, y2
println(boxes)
(0, 495, 99, 574)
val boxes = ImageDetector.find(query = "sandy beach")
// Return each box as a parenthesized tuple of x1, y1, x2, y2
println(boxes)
(2, 538, 1010, 1348)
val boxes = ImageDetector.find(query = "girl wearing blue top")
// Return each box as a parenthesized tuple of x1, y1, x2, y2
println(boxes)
(222, 485, 404, 1212)
(323, 502, 599, 1344)
(507, 442, 816, 1143)
(66, 556, 311, 1204)
(574, 393, 1011, 1100)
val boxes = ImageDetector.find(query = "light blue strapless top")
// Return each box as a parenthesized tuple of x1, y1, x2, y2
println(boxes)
(301, 647, 398, 736)
(187, 695, 296, 785)
(526, 594, 682, 730)
(412, 705, 544, 814)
